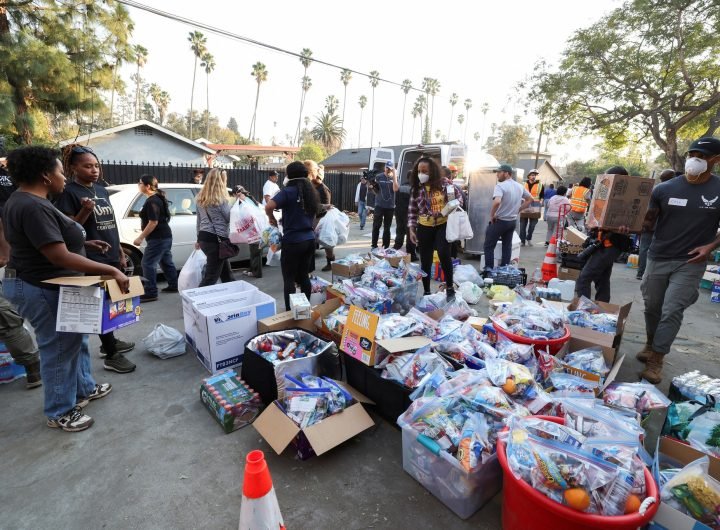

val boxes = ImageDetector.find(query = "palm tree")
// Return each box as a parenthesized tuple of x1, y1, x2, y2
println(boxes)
(188, 31, 207, 139)
(422, 77, 432, 139)
(414, 94, 427, 143)
(149, 83, 170, 125)
(463, 98, 473, 144)
(325, 95, 339, 115)
(429, 79, 440, 132)
(133, 45, 148, 121)
(358, 95, 367, 146)
(411, 102, 421, 143)
(480, 102, 490, 145)
(368, 70, 380, 147)
(400, 79, 412, 144)
(457, 114, 465, 131)
(294, 48, 313, 145)
(200, 52, 215, 140)
(248, 61, 268, 141)
(473, 131, 481, 143)
(108, 5, 134, 126)
(435, 129, 442, 141)
(340, 68, 352, 141)
(447, 92, 458, 139)
(311, 111, 346, 152)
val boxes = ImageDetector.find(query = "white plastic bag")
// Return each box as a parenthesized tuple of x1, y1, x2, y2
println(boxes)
(142, 324, 186, 359)
(458, 281, 483, 304)
(229, 199, 268, 244)
(178, 249, 206, 292)
(454, 264, 483, 285)
(316, 208, 349, 248)
(266, 247, 281, 267)
(446, 207, 474, 242)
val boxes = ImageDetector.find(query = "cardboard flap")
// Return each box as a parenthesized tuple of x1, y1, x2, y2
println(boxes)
(43, 275, 104, 287)
(303, 403, 374, 456)
(375, 336, 431, 353)
(251, 403, 300, 454)
(106, 276, 144, 302)
(600, 353, 625, 391)
(333, 380, 374, 405)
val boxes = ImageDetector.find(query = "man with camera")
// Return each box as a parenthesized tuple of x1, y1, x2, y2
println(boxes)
(369, 161, 399, 249)
(574, 166, 633, 303)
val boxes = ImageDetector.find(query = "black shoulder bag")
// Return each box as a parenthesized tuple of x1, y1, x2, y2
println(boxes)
(203, 204, 239, 259)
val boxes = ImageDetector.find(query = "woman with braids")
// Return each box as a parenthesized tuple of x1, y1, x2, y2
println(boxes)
(265, 161, 322, 310)
(55, 144, 136, 374)
(133, 175, 178, 302)
(195, 168, 235, 286)
(3, 146, 129, 432)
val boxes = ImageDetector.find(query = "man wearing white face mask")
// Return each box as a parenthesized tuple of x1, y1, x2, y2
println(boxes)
(638, 136, 720, 384)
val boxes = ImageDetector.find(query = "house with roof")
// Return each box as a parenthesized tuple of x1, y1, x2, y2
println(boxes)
(59, 120, 216, 165)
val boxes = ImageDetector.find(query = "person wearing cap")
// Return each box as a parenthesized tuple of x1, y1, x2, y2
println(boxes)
(636, 169, 676, 280)
(484, 164, 533, 268)
(519, 169, 545, 246)
(637, 137, 720, 384)
(262, 170, 280, 206)
(355, 174, 368, 230)
(369, 161, 399, 250)
(234, 186, 263, 279)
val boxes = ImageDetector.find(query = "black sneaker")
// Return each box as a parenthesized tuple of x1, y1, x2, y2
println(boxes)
(104, 354, 136, 374)
(140, 294, 158, 302)
(161, 287, 178, 293)
(47, 406, 94, 432)
(77, 383, 112, 408)
(99, 339, 135, 358)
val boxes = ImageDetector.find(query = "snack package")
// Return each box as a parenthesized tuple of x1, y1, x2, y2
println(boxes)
(283, 387, 331, 428)
(495, 334, 535, 366)
(562, 347, 610, 378)
(492, 299, 566, 340)
(456, 412, 493, 470)
(685, 411, 720, 459)
(295, 373, 353, 415)
(404, 307, 442, 338)
(375, 313, 423, 340)
(409, 365, 450, 400)
(661, 456, 720, 528)
(602, 382, 672, 413)
(562, 398, 644, 440)
(512, 416, 587, 448)
(377, 346, 453, 389)
(485, 357, 552, 413)
(673, 370, 720, 403)
(550, 372, 601, 398)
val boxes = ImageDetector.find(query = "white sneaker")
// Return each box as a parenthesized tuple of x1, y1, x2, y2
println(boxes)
(47, 406, 94, 432)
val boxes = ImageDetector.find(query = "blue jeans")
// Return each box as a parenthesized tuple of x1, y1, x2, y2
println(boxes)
(142, 237, 178, 297)
(3, 279, 95, 419)
(484, 219, 516, 268)
(358, 201, 367, 229)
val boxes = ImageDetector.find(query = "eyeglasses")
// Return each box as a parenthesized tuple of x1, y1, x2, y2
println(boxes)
(72, 146, 95, 154)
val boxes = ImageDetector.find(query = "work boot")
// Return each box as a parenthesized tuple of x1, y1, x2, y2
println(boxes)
(636, 343, 654, 363)
(25, 360, 42, 389)
(321, 258, 333, 272)
(640, 351, 664, 384)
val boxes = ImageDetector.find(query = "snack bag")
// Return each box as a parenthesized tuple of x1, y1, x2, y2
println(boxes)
(661, 456, 720, 528)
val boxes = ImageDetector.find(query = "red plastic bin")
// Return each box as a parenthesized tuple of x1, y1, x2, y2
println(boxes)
(492, 322, 570, 356)
(496, 416, 659, 530)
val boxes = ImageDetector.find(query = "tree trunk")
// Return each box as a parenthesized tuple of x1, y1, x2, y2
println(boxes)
(448, 106, 453, 140)
(411, 116, 416, 144)
(370, 88, 375, 147)
(358, 110, 363, 147)
(190, 57, 197, 139)
(400, 94, 407, 145)
(250, 82, 260, 140)
(341, 85, 348, 147)
(110, 61, 118, 126)
(206, 72, 210, 140)
(10, 82, 32, 144)
(135, 63, 140, 121)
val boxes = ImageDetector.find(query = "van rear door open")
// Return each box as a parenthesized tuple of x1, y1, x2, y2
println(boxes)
(368, 148, 394, 172)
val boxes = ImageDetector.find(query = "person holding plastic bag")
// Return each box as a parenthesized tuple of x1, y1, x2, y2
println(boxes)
(407, 157, 463, 301)
(316, 208, 349, 249)
(306, 160, 335, 271)
(265, 161, 323, 310)
(234, 185, 263, 278)
(177, 249, 206, 291)
(195, 168, 236, 287)
(229, 183, 267, 245)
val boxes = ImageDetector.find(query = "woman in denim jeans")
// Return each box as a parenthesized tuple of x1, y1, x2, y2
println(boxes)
(133, 175, 178, 302)
(195, 168, 235, 286)
(3, 146, 130, 432)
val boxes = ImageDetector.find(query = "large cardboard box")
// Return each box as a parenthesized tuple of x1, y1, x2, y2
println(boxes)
(558, 266, 582, 281)
(331, 260, 369, 280)
(650, 437, 720, 530)
(45, 276, 144, 334)
(311, 298, 345, 343)
(555, 337, 625, 392)
(190, 290, 276, 373)
(252, 380, 374, 459)
(586, 173, 655, 233)
(567, 298, 632, 352)
(564, 227, 587, 246)
(257, 311, 315, 334)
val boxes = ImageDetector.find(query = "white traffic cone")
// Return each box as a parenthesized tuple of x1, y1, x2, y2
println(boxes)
(238, 450, 286, 530)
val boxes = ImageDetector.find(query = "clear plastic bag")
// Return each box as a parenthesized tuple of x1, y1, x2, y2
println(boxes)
(661, 456, 720, 528)
(142, 324, 186, 359)
(316, 208, 349, 248)
(685, 411, 720, 459)
(562, 398, 644, 440)
(562, 347, 609, 377)
(453, 264, 483, 285)
(550, 372, 600, 398)
(602, 382, 672, 413)
(283, 387, 331, 428)
(177, 249, 206, 292)
(458, 281, 483, 304)
(377, 346, 453, 389)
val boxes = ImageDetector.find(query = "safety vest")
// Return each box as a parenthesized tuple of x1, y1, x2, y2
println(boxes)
(570, 185, 589, 213)
(525, 181, 542, 200)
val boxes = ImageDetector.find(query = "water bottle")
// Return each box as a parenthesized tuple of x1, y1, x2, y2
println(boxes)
(531, 267, 542, 284)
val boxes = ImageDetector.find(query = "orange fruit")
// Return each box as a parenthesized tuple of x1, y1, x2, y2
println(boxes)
(625, 494, 641, 514)
(502, 377, 517, 394)
(563, 488, 590, 511)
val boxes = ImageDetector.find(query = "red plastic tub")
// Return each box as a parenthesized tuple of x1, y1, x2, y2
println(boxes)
(492, 322, 571, 355)
(496, 416, 659, 530)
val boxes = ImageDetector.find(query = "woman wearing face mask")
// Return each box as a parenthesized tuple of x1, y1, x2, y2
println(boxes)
(407, 157, 464, 300)
(265, 161, 322, 310)
(3, 146, 130, 432)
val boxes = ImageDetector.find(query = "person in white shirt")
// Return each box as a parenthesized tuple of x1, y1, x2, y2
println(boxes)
(354, 175, 368, 230)
(262, 170, 280, 205)
(544, 185, 571, 245)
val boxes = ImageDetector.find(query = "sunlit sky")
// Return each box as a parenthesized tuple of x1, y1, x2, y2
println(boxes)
(120, 0, 623, 163)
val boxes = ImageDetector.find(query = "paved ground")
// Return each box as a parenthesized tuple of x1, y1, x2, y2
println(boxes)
(2, 218, 720, 529)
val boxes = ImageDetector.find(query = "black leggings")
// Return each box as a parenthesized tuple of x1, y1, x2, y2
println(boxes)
(280, 239, 315, 311)
(417, 223, 453, 294)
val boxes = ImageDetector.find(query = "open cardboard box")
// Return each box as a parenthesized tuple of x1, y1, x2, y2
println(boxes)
(563, 227, 587, 246)
(331, 259, 370, 280)
(252, 380, 374, 459)
(44, 276, 144, 334)
(257, 310, 315, 334)
(558, 266, 581, 281)
(555, 336, 625, 393)
(567, 297, 632, 350)
(650, 436, 720, 530)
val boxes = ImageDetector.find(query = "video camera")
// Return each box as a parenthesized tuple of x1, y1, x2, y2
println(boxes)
(363, 168, 380, 188)
(576, 237, 604, 261)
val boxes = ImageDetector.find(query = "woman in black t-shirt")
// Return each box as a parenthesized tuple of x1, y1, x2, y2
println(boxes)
(3, 146, 129, 432)
(133, 175, 178, 301)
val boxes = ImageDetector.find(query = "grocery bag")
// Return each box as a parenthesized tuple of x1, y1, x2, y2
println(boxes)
(142, 324, 186, 359)
(446, 207, 474, 242)
(178, 249, 206, 292)
(229, 199, 268, 244)
(266, 247, 281, 267)
(316, 208, 349, 248)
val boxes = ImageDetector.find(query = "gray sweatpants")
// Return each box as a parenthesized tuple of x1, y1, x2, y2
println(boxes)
(640, 258, 706, 355)
(0, 294, 39, 366)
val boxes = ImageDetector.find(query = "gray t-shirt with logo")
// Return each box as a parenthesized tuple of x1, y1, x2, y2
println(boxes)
(649, 174, 720, 261)
(493, 179, 532, 221)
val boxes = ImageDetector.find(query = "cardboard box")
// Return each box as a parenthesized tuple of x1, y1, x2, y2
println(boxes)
(257, 311, 315, 334)
(564, 227, 587, 246)
(252, 380, 374, 459)
(199, 369, 263, 433)
(650, 436, 720, 530)
(190, 290, 276, 373)
(289, 293, 312, 320)
(586, 173, 655, 233)
(555, 337, 624, 391)
(311, 298, 345, 343)
(558, 266, 581, 281)
(375, 254, 411, 268)
(567, 298, 632, 352)
(466, 316, 488, 332)
(326, 286, 346, 302)
(331, 260, 369, 280)
(44, 276, 144, 334)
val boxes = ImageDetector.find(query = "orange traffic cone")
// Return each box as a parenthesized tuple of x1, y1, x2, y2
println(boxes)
(541, 236, 558, 283)
(239, 450, 286, 530)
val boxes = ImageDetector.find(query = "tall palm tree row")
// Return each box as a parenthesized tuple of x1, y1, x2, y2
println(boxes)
(421, 77, 432, 140)
(248, 61, 268, 141)
(463, 98, 472, 144)
(187, 31, 207, 140)
(415, 94, 427, 143)
(400, 79, 412, 144)
(133, 45, 148, 121)
(357, 95, 367, 147)
(200, 52, 215, 140)
(294, 48, 313, 145)
(368, 70, 379, 147)
(339, 68, 352, 144)
(447, 92, 458, 139)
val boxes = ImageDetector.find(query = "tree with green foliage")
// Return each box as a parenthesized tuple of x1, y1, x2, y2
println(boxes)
(400, 79, 413, 144)
(200, 52, 215, 140)
(357, 95, 367, 146)
(227, 117, 239, 134)
(297, 142, 327, 163)
(565, 141, 655, 182)
(447, 93, 458, 140)
(133, 45, 148, 121)
(413, 95, 426, 144)
(311, 111, 345, 153)
(149, 84, 170, 126)
(187, 30, 207, 140)
(0, 0, 132, 144)
(325, 95, 339, 115)
(484, 121, 532, 165)
(369, 70, 380, 147)
(248, 62, 267, 141)
(294, 48, 313, 145)
(106, 4, 135, 127)
(529, 0, 720, 171)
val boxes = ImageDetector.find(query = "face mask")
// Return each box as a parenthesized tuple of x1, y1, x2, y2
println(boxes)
(418, 173, 430, 184)
(685, 157, 708, 176)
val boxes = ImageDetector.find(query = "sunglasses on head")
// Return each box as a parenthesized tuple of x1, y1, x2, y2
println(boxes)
(72, 146, 95, 155)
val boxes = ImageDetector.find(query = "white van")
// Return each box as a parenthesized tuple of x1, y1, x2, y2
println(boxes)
(369, 144, 466, 182)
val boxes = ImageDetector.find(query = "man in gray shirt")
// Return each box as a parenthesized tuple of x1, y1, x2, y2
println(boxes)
(638, 136, 720, 383)
(484, 164, 532, 268)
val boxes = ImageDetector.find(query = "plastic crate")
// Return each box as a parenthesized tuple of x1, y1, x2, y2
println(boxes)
(482, 267, 527, 289)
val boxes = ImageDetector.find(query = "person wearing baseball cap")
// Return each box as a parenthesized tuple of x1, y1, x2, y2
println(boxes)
(369, 161, 399, 249)
(638, 136, 720, 384)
